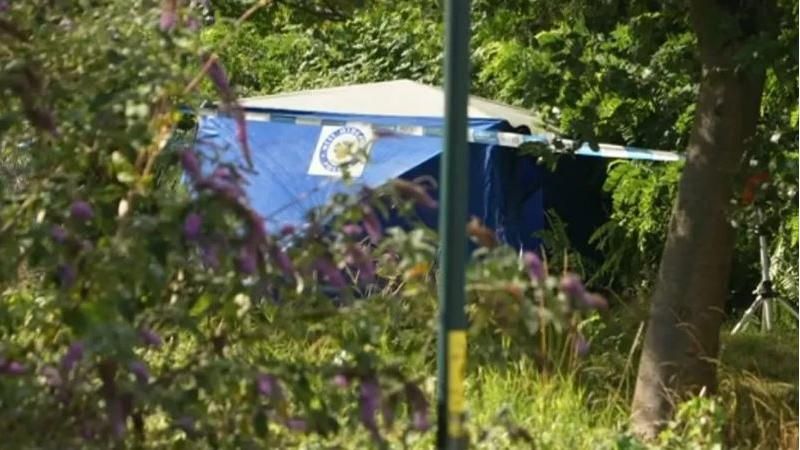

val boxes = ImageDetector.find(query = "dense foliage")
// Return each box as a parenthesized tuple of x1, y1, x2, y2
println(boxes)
(0, 1, 613, 447)
(0, 0, 796, 448)
(207, 0, 798, 302)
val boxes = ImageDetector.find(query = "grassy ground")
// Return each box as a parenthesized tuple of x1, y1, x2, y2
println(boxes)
(445, 326, 798, 449)
(719, 330, 798, 449)
(264, 293, 798, 449)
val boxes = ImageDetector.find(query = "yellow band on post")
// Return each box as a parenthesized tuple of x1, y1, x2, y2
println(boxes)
(447, 330, 467, 438)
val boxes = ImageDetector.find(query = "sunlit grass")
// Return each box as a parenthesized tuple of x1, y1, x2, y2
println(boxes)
(466, 361, 626, 449)
(719, 329, 799, 450)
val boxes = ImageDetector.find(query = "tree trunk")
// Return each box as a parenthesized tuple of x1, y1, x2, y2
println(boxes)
(631, 0, 773, 439)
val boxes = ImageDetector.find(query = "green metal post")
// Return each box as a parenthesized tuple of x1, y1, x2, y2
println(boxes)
(437, 0, 471, 448)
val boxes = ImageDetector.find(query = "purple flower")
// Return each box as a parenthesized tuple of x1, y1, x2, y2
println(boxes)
(358, 377, 382, 437)
(235, 246, 258, 275)
(245, 208, 267, 243)
(60, 341, 84, 372)
(280, 224, 295, 236)
(186, 16, 200, 31)
(391, 179, 438, 209)
(50, 225, 68, 244)
(405, 383, 430, 431)
(285, 417, 308, 432)
(412, 408, 430, 432)
(361, 205, 383, 244)
(70, 201, 94, 222)
(574, 333, 590, 357)
(269, 246, 294, 279)
(344, 244, 375, 284)
(129, 360, 149, 385)
(111, 396, 128, 439)
(559, 274, 607, 311)
(583, 293, 608, 311)
(197, 174, 246, 202)
(342, 223, 363, 237)
(331, 373, 349, 388)
(139, 328, 163, 348)
(0, 1, 9, 13)
(200, 241, 220, 269)
(559, 273, 586, 300)
(211, 165, 234, 181)
(203, 54, 233, 101)
(233, 107, 253, 168)
(1, 360, 26, 376)
(256, 373, 282, 399)
(180, 149, 201, 180)
(183, 213, 203, 241)
(159, 0, 177, 31)
(200, 56, 252, 167)
(313, 256, 347, 289)
(522, 251, 546, 281)
(56, 263, 77, 289)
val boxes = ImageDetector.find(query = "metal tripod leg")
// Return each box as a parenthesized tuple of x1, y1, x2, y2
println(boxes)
(731, 295, 799, 335)
(731, 216, 798, 335)
(731, 295, 766, 334)
(776, 297, 800, 321)
(762, 295, 772, 332)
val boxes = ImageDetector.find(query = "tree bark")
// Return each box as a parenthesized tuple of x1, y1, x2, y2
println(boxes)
(631, 0, 774, 439)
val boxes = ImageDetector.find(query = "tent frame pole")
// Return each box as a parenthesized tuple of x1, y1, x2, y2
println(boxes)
(437, 0, 470, 449)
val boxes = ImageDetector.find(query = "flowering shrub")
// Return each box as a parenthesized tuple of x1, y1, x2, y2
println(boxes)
(0, 1, 607, 448)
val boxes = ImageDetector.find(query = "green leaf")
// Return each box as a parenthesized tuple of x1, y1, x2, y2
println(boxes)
(535, 29, 564, 46)
(111, 151, 130, 170)
(253, 409, 268, 438)
(190, 293, 213, 317)
(62, 306, 90, 335)
(116, 171, 136, 184)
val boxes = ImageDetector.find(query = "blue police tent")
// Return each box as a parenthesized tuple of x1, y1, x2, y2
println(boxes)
(194, 80, 554, 251)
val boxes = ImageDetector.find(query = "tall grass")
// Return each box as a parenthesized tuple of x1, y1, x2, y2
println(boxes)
(467, 361, 626, 449)
(719, 330, 799, 450)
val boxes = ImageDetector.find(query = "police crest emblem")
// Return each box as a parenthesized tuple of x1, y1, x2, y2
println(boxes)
(308, 125, 373, 177)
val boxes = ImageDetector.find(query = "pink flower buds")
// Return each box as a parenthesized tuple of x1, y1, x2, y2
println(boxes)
(139, 328, 163, 348)
(523, 251, 546, 281)
(183, 213, 203, 241)
(391, 179, 438, 209)
(50, 225, 68, 244)
(405, 383, 430, 431)
(60, 341, 84, 372)
(361, 205, 383, 244)
(159, 0, 178, 32)
(180, 149, 201, 180)
(358, 377, 382, 437)
(342, 223, 363, 238)
(70, 201, 94, 222)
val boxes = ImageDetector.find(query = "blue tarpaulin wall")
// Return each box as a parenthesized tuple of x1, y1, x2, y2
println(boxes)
(195, 108, 544, 251)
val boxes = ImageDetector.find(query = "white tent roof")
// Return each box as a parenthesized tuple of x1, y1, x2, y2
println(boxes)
(239, 79, 548, 132)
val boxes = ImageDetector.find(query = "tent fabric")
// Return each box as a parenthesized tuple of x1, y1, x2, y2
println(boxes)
(196, 108, 545, 251)
(239, 80, 549, 134)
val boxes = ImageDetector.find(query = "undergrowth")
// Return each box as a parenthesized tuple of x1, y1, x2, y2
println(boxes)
(242, 290, 797, 449)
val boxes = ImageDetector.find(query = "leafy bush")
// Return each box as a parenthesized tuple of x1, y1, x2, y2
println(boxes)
(589, 161, 682, 291)
(0, 2, 610, 448)
(2, 1, 796, 449)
